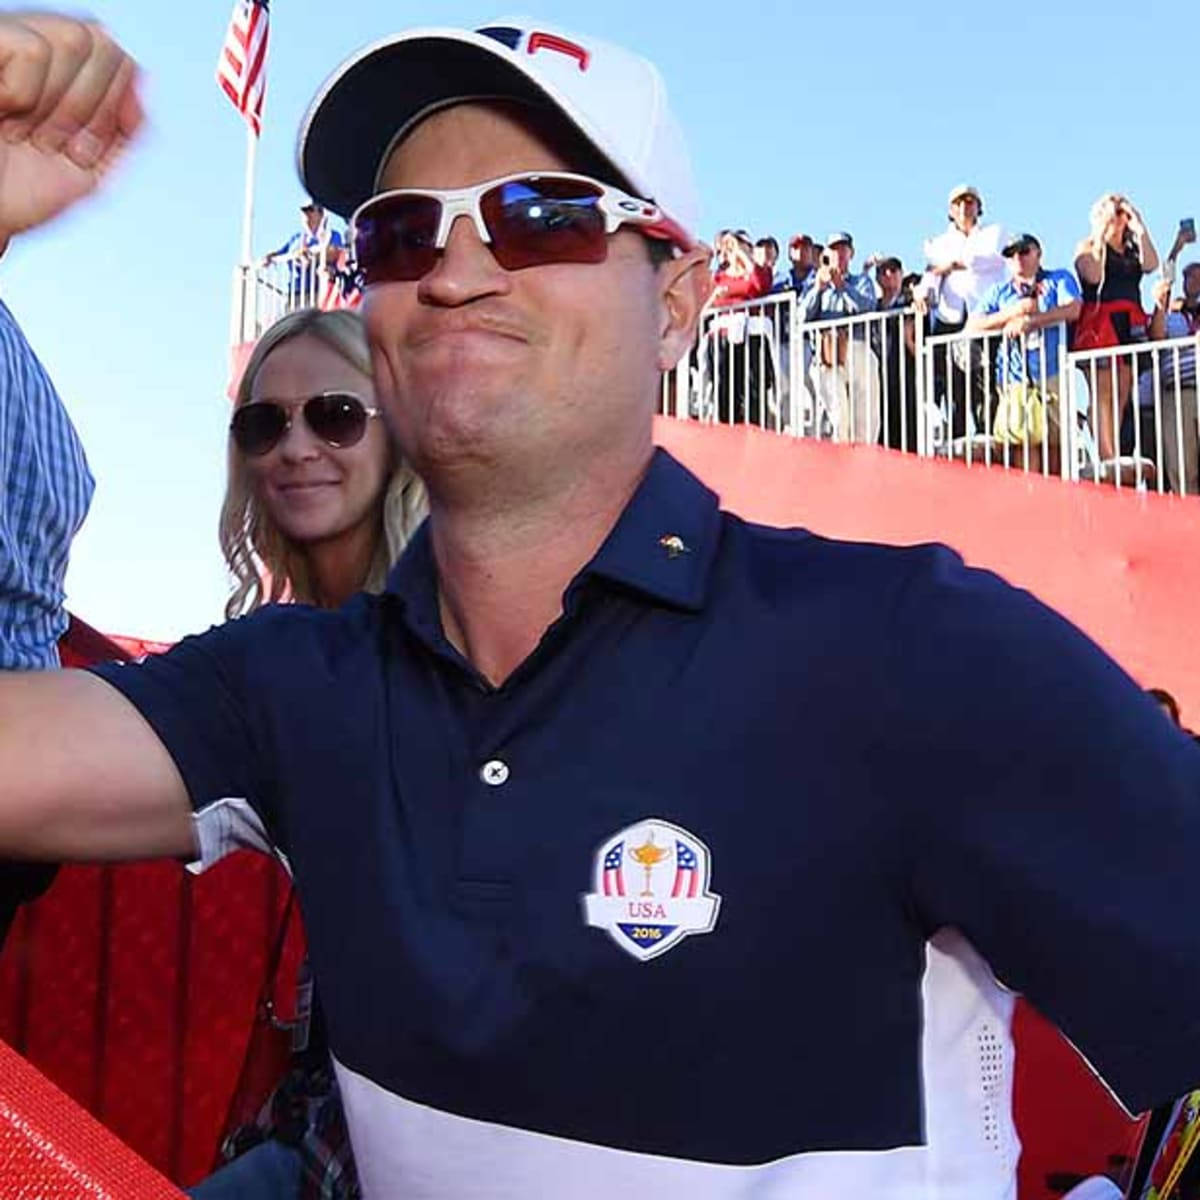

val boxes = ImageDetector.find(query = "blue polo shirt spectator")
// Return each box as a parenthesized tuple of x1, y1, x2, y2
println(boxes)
(264, 201, 344, 263)
(90, 449, 1200, 1199)
(0, 299, 93, 669)
(972, 234, 1082, 386)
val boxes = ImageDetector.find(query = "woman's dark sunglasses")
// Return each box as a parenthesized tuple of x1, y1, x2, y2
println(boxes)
(350, 171, 688, 286)
(230, 392, 381, 457)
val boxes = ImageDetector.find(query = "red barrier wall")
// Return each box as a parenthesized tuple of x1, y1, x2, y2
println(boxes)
(655, 420, 1196, 1196)
(655, 421, 1200, 720)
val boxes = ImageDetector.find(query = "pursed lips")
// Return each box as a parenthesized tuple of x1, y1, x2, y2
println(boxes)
(406, 315, 530, 349)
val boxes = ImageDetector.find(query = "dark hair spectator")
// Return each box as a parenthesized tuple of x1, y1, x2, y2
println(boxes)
(873, 256, 918, 451)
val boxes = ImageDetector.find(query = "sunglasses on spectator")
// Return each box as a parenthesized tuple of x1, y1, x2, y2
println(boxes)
(351, 171, 687, 285)
(230, 392, 381, 457)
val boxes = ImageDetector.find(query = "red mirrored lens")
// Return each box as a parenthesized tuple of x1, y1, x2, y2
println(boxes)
(354, 194, 441, 284)
(480, 177, 608, 270)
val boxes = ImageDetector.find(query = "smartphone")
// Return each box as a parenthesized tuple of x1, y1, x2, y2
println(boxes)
(1181, 217, 1196, 236)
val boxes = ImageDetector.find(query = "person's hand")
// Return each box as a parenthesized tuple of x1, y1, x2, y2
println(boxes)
(1011, 296, 1038, 316)
(913, 294, 929, 317)
(828, 265, 845, 289)
(1152, 277, 1172, 311)
(1179, 224, 1197, 248)
(1003, 314, 1034, 339)
(0, 14, 141, 244)
(815, 260, 834, 287)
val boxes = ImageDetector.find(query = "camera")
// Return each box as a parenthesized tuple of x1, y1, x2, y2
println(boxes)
(821, 251, 833, 268)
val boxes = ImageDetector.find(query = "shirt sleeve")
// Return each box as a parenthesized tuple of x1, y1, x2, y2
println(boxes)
(884, 546, 1200, 1114)
(977, 282, 1003, 315)
(88, 613, 287, 865)
(799, 279, 825, 321)
(1053, 270, 1082, 305)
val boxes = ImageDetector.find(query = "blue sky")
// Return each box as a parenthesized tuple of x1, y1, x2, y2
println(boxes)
(6, 0, 1194, 640)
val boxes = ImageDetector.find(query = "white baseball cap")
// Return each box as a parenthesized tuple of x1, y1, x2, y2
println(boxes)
(297, 17, 700, 248)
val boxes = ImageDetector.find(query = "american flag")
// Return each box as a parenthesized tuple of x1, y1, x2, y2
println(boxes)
(602, 842, 625, 897)
(671, 840, 699, 899)
(216, 0, 270, 136)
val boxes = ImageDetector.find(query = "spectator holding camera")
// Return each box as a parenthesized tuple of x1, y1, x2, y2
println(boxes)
(1173, 261, 1200, 335)
(1163, 217, 1198, 314)
(799, 232, 880, 442)
(709, 231, 774, 424)
(968, 234, 1081, 470)
(1073, 193, 1160, 467)
(711, 230, 770, 306)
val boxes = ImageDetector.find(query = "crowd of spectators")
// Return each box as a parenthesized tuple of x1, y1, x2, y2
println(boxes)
(258, 186, 1200, 489)
(705, 185, 1199, 485)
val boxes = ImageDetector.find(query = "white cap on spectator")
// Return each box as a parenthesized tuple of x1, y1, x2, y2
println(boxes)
(296, 17, 700, 248)
(948, 183, 982, 206)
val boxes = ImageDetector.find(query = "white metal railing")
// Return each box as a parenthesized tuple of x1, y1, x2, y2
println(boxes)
(231, 257, 362, 345)
(1067, 335, 1199, 494)
(920, 323, 1071, 479)
(660, 291, 1200, 498)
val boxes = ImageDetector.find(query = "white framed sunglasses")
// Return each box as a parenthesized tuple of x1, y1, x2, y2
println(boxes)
(350, 171, 689, 284)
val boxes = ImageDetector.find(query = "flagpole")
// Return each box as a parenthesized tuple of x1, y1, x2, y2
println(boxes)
(231, 118, 259, 346)
(240, 121, 257, 267)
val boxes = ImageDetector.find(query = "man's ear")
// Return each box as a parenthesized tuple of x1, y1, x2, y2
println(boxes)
(656, 246, 713, 372)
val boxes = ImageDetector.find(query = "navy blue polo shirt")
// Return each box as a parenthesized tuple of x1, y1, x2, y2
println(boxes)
(92, 449, 1200, 1199)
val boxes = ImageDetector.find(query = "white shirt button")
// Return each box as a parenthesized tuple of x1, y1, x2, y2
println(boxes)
(480, 759, 510, 787)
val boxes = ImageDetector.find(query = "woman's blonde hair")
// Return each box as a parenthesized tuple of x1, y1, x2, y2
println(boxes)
(219, 307, 426, 618)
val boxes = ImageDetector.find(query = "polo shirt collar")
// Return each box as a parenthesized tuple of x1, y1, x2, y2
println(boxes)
(385, 448, 722, 629)
(575, 447, 721, 613)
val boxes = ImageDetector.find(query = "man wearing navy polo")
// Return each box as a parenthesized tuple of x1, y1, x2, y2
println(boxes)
(0, 13, 1199, 1200)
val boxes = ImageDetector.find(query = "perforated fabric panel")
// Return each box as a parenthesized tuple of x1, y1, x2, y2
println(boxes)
(0, 1034, 185, 1197)
(0, 857, 301, 1187)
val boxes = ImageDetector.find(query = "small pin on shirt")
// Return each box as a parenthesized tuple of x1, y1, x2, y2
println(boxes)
(659, 534, 690, 559)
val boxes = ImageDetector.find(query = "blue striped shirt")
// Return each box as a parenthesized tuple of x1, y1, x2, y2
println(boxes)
(0, 300, 93, 669)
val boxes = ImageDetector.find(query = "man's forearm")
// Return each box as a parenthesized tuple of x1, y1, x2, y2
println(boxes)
(968, 310, 1010, 333)
(1031, 302, 1081, 331)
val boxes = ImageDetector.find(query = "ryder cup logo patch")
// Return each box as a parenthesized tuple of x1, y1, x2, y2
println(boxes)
(583, 820, 721, 961)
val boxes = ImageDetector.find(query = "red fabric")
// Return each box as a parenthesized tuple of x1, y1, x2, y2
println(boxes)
(0, 619, 302, 1188)
(0, 1035, 185, 1197)
(1073, 298, 1147, 351)
(712, 263, 771, 305)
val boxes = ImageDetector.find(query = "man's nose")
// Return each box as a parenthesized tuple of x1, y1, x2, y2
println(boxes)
(416, 213, 512, 306)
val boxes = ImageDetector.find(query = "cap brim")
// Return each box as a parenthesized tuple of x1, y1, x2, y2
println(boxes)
(299, 28, 646, 223)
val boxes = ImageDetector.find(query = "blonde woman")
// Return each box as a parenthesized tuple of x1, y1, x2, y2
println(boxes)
(220, 306, 425, 618)
(1074, 193, 1160, 467)
(196, 307, 424, 1199)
